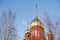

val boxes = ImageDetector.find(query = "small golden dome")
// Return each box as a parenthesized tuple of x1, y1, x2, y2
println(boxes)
(48, 30, 53, 34)
(29, 15, 44, 28)
(25, 29, 30, 33)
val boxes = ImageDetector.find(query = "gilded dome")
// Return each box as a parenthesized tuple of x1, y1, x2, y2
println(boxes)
(29, 3, 44, 28)
(29, 15, 44, 28)
(48, 30, 53, 34)
(25, 29, 30, 33)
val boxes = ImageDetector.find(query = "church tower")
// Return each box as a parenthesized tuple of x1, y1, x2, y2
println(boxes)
(24, 29, 31, 40)
(48, 30, 54, 40)
(23, 3, 47, 40)
(48, 21, 54, 40)
(23, 1, 55, 40)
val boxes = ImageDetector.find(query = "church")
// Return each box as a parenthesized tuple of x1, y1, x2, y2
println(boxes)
(23, 3, 54, 40)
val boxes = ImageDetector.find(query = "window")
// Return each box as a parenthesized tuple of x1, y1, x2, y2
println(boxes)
(38, 30, 42, 36)
(31, 31, 34, 36)
(38, 31, 40, 36)
(35, 30, 37, 36)
(28, 35, 29, 38)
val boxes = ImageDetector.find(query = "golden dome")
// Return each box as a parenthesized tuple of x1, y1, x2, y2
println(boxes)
(25, 29, 30, 33)
(48, 30, 53, 34)
(29, 3, 44, 28)
(29, 15, 44, 28)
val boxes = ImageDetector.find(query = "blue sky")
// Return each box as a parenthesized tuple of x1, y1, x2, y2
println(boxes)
(0, 0, 60, 40)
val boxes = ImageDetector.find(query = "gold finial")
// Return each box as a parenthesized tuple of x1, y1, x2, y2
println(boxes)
(25, 22, 30, 33)
(28, 22, 30, 29)
(35, 3, 38, 18)
(48, 26, 53, 34)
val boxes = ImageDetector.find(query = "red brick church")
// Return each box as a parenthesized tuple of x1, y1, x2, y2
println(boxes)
(23, 4, 54, 40)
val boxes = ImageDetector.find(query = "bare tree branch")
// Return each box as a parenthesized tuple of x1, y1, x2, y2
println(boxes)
(0, 10, 17, 40)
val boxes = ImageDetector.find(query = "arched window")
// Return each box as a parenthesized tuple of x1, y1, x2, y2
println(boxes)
(38, 30, 40, 36)
(38, 30, 43, 36)
(31, 31, 34, 36)
(28, 35, 29, 38)
(35, 30, 37, 36)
